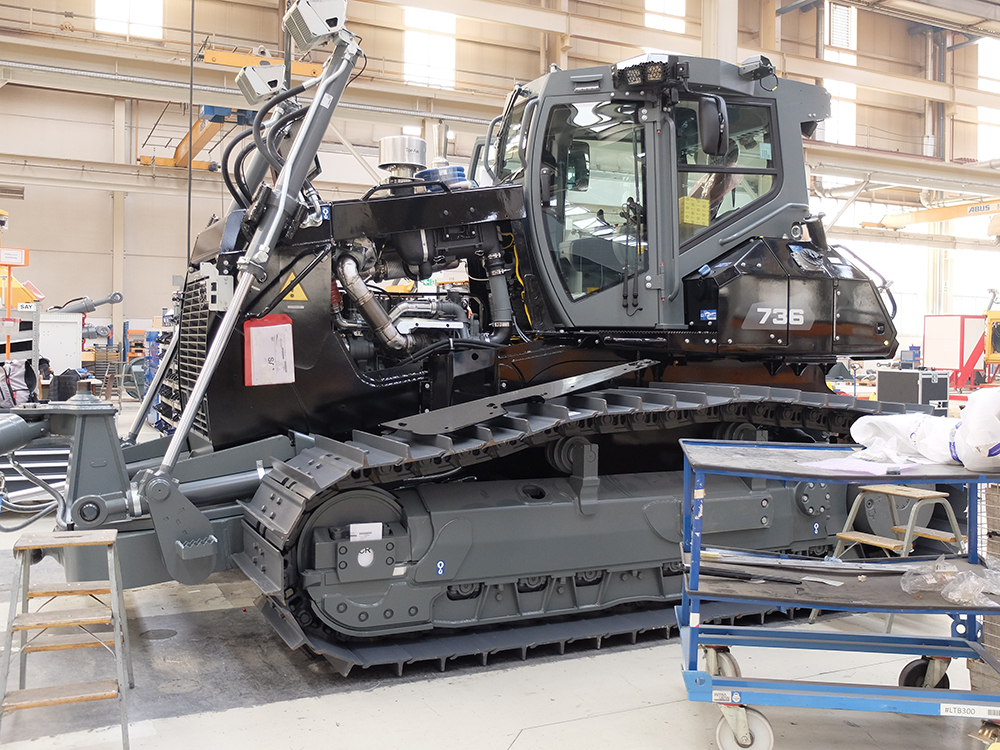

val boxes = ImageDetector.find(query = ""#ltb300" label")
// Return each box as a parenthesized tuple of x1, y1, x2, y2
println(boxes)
(940, 703, 1000, 719)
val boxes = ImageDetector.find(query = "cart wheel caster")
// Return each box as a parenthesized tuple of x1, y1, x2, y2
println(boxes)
(716, 707, 774, 750)
(718, 651, 742, 678)
(899, 657, 950, 689)
(704, 647, 742, 678)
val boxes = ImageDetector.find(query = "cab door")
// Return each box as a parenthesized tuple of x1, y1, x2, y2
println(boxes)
(525, 96, 660, 329)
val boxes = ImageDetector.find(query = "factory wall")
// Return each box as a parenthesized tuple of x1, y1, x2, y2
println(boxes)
(0, 0, 993, 324)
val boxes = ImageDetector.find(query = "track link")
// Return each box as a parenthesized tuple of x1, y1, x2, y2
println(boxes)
(233, 381, 929, 672)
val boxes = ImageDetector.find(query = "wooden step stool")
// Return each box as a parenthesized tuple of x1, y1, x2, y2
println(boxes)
(0, 530, 134, 748)
(812, 484, 967, 631)
(832, 484, 967, 560)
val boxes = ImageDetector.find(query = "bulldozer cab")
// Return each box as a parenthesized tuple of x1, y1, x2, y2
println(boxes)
(490, 54, 829, 332)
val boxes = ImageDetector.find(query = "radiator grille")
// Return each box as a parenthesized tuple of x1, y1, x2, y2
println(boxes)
(167, 277, 212, 439)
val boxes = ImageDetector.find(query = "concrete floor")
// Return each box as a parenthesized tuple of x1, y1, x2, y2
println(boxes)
(0, 402, 993, 750)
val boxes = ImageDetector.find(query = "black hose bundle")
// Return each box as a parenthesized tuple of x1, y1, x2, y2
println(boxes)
(253, 82, 311, 172)
(221, 128, 254, 208)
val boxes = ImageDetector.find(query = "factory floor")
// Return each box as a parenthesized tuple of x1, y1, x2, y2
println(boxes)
(0, 401, 992, 750)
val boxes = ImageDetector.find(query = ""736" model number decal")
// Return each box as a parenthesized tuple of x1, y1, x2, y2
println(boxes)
(742, 303, 814, 330)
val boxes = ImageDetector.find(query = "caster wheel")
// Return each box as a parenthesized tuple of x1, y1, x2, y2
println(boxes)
(704, 648, 742, 677)
(715, 708, 774, 750)
(718, 651, 742, 678)
(899, 658, 950, 689)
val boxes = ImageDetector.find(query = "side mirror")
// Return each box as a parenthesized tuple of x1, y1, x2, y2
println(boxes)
(699, 95, 729, 157)
(566, 143, 590, 191)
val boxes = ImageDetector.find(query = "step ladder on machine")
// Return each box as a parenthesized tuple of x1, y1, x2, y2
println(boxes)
(811, 484, 968, 630)
(0, 530, 134, 748)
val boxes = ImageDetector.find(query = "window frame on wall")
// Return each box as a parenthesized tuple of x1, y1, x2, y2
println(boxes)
(644, 0, 685, 33)
(95, 0, 163, 40)
(820, 1, 858, 147)
(978, 39, 1000, 161)
(403, 7, 457, 90)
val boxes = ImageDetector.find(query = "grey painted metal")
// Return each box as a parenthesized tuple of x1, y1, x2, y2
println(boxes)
(381, 359, 656, 434)
(258, 587, 774, 676)
(0, 415, 48, 457)
(228, 382, 930, 657)
(138, 474, 218, 585)
(9, 396, 128, 528)
(239, 469, 806, 638)
(244, 383, 920, 551)
(61, 509, 245, 589)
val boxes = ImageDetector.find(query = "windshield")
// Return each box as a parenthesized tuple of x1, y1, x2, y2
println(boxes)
(539, 100, 648, 303)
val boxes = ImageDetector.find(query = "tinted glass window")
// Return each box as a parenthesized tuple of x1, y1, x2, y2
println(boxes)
(676, 101, 777, 246)
(541, 101, 648, 300)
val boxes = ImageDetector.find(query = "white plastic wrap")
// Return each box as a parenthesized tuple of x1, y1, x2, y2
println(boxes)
(984, 555, 1000, 595)
(953, 388, 1000, 473)
(850, 414, 961, 465)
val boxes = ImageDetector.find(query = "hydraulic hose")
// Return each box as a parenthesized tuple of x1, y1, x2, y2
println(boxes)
(233, 140, 257, 206)
(482, 238, 512, 345)
(266, 106, 309, 169)
(252, 79, 317, 172)
(221, 128, 254, 209)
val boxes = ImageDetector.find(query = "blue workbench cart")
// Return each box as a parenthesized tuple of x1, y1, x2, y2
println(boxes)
(678, 439, 1000, 750)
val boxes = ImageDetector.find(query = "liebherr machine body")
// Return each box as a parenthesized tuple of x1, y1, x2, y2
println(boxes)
(0, 1, 920, 673)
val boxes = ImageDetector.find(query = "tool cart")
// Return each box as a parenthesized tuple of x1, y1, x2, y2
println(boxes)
(678, 439, 1000, 750)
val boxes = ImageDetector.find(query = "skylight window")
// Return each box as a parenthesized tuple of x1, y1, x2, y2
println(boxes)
(404, 8, 457, 89)
(821, 3, 858, 146)
(644, 0, 685, 33)
(95, 0, 163, 39)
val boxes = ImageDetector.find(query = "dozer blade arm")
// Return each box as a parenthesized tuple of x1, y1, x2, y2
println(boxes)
(382, 359, 656, 435)
(135, 469, 219, 585)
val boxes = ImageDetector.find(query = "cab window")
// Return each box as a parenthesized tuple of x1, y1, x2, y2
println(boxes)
(676, 101, 777, 246)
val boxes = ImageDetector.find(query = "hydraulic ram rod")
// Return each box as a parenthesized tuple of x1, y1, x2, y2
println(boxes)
(123, 326, 178, 446)
(157, 31, 360, 474)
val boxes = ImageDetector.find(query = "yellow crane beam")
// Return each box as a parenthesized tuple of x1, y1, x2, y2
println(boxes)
(138, 156, 218, 170)
(173, 119, 224, 169)
(202, 48, 323, 79)
(863, 198, 1000, 229)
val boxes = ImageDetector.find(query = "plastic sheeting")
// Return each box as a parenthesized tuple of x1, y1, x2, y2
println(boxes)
(851, 389, 1000, 472)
